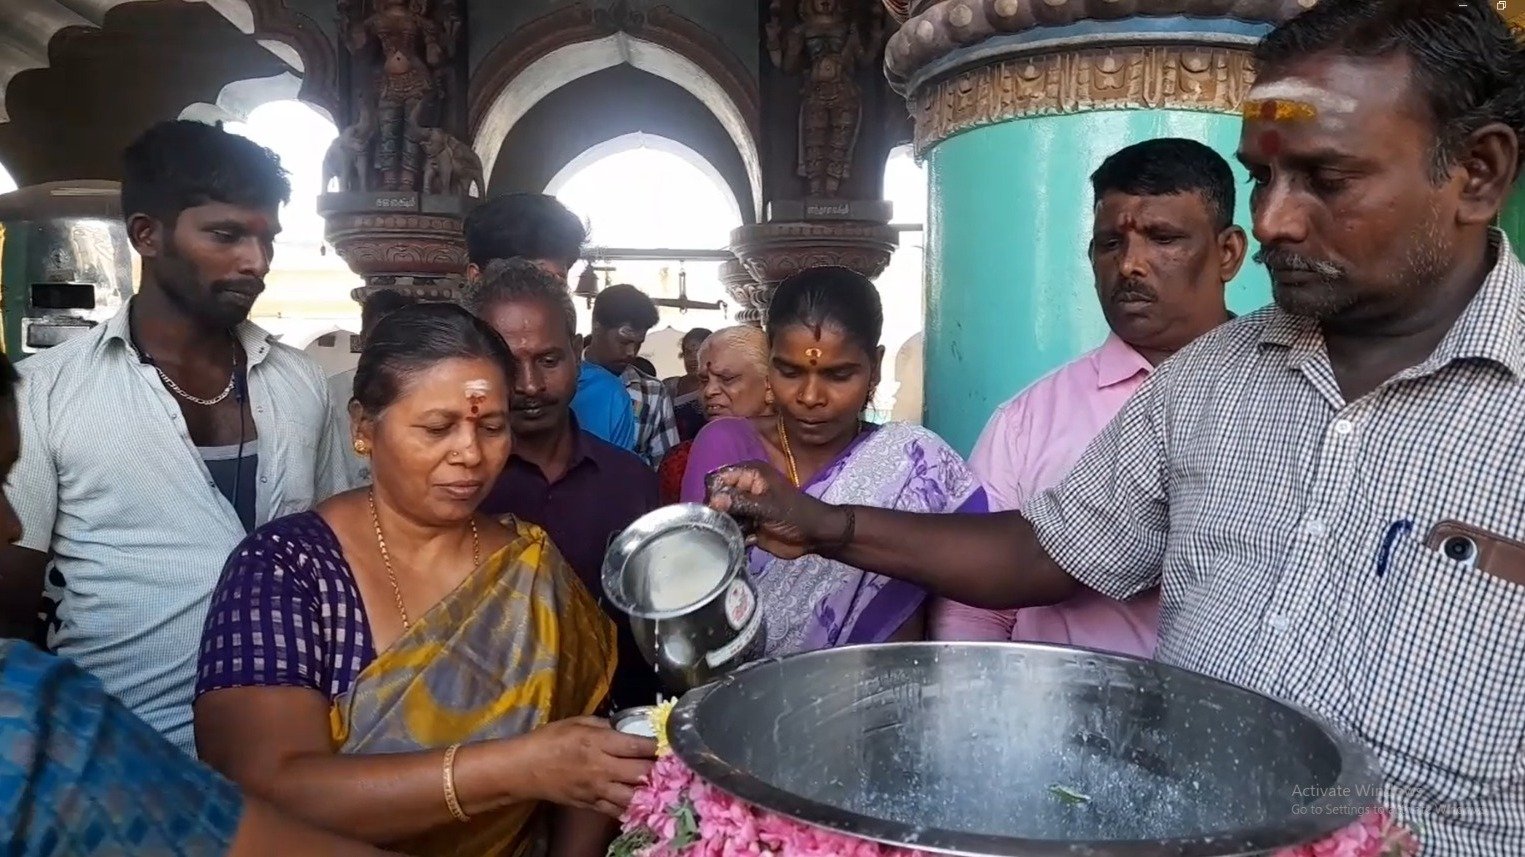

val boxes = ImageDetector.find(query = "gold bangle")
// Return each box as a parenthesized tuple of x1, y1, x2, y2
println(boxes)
(443, 743, 470, 823)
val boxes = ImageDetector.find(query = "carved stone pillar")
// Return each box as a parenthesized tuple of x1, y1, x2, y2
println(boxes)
(729, 0, 906, 325)
(318, 0, 481, 304)
(888, 0, 1308, 452)
(719, 258, 766, 327)
(729, 220, 898, 326)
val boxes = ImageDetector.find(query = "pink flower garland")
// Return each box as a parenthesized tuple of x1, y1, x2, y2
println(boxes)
(1273, 811, 1420, 857)
(611, 754, 1421, 857)
(614, 753, 934, 857)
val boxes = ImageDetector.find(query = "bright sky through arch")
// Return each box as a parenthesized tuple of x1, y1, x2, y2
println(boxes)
(554, 145, 741, 250)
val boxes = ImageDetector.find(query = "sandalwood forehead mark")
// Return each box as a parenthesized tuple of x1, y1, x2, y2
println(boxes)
(1241, 98, 1317, 123)
(463, 378, 490, 416)
(1244, 80, 1356, 115)
(804, 347, 822, 366)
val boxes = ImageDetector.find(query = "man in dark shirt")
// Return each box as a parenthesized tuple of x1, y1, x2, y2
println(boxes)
(463, 259, 662, 708)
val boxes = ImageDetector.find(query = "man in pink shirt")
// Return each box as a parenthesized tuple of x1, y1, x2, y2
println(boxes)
(933, 138, 1247, 656)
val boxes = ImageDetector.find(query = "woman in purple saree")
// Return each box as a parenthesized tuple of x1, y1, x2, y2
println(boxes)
(681, 267, 987, 656)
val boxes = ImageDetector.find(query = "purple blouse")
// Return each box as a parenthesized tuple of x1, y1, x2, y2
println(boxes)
(195, 512, 375, 702)
(679, 418, 988, 655)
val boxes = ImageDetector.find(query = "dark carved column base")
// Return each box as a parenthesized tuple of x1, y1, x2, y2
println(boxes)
(719, 258, 765, 328)
(728, 220, 899, 326)
(319, 192, 477, 304)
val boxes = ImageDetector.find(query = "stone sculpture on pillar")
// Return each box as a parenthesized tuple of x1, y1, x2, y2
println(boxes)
(321, 104, 375, 194)
(767, 0, 884, 197)
(320, 0, 477, 304)
(732, 0, 900, 327)
(348, 0, 444, 190)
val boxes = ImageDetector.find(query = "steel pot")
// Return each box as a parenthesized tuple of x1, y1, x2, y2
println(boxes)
(602, 503, 766, 694)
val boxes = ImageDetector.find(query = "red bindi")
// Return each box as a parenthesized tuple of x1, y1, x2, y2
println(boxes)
(1258, 129, 1282, 157)
(464, 386, 486, 422)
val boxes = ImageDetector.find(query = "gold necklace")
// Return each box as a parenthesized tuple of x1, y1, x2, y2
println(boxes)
(368, 489, 480, 630)
(777, 417, 866, 489)
(776, 417, 801, 487)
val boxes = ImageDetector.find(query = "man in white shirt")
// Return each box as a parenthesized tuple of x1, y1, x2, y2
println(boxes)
(0, 120, 348, 754)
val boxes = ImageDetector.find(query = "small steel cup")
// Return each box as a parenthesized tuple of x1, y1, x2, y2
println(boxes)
(610, 705, 659, 738)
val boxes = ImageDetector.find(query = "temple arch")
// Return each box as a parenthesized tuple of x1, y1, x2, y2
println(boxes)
(546, 133, 741, 224)
(177, 71, 319, 127)
(472, 33, 761, 221)
(552, 138, 743, 373)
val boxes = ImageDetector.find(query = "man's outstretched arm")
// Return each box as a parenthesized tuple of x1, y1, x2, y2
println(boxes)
(822, 506, 1078, 609)
(708, 468, 1078, 609)
(706, 375, 1172, 611)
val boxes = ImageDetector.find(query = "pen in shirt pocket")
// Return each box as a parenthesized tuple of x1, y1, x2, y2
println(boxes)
(1375, 518, 1413, 577)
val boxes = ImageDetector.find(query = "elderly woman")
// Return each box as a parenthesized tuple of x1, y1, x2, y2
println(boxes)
(680, 267, 987, 655)
(193, 304, 654, 856)
(657, 325, 772, 504)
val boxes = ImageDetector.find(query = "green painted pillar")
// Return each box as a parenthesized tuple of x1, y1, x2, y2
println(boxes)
(924, 110, 1271, 452)
(883, 7, 1300, 454)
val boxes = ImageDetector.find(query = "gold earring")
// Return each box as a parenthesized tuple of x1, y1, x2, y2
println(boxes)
(353, 440, 369, 456)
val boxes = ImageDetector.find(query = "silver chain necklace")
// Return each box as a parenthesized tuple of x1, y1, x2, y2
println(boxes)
(127, 308, 238, 407)
(153, 357, 236, 407)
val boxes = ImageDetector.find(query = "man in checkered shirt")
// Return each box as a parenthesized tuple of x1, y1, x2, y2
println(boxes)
(584, 284, 681, 466)
(704, 2, 1525, 853)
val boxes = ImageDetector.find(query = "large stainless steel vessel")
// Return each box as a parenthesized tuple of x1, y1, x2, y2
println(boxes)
(668, 642, 1380, 856)
(0, 181, 132, 359)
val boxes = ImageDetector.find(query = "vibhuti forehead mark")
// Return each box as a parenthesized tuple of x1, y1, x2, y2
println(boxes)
(463, 378, 490, 417)
(1243, 79, 1357, 118)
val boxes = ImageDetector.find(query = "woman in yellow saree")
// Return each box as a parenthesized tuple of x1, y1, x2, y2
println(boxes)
(193, 303, 655, 856)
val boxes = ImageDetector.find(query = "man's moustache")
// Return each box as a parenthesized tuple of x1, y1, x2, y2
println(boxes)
(215, 278, 265, 294)
(1254, 247, 1344, 280)
(1109, 279, 1157, 302)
